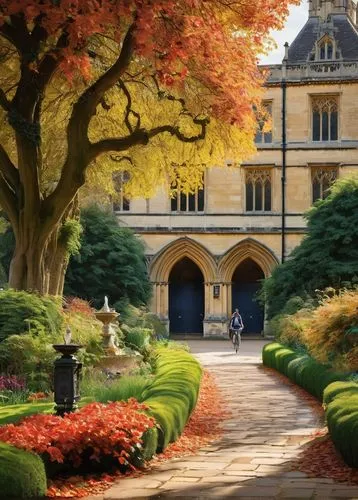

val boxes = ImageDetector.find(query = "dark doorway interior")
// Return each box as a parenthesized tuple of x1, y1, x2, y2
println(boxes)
(232, 258, 265, 335)
(169, 257, 204, 334)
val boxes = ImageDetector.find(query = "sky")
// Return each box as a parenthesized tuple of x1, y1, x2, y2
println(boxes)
(261, 1, 309, 64)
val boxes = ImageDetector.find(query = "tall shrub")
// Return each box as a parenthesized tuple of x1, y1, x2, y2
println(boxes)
(65, 206, 152, 309)
(0, 290, 63, 341)
(262, 176, 358, 318)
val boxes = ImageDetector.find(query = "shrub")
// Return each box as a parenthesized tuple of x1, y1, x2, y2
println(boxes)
(270, 308, 312, 349)
(302, 289, 358, 372)
(0, 442, 47, 498)
(142, 347, 202, 450)
(64, 205, 152, 309)
(0, 400, 156, 476)
(262, 343, 350, 401)
(0, 333, 58, 392)
(124, 327, 152, 352)
(324, 381, 358, 468)
(261, 176, 358, 319)
(0, 290, 63, 341)
(0, 303, 104, 393)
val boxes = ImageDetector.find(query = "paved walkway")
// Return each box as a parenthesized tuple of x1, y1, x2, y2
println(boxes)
(99, 340, 358, 499)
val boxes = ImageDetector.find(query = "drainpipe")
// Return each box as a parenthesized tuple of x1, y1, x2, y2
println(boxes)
(281, 43, 289, 264)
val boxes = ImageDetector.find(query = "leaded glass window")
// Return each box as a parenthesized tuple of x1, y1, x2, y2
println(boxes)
(312, 167, 338, 203)
(113, 171, 130, 212)
(312, 96, 338, 142)
(255, 102, 273, 144)
(245, 169, 272, 212)
(171, 180, 205, 213)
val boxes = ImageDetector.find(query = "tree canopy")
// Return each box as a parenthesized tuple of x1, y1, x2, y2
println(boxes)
(0, 0, 298, 294)
(64, 205, 151, 309)
(262, 176, 358, 319)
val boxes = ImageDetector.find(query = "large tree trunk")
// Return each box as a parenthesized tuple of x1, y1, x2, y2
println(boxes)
(8, 197, 79, 295)
(9, 224, 54, 294)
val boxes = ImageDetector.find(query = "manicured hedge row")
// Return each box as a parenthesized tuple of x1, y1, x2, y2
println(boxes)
(323, 381, 358, 468)
(0, 442, 47, 499)
(142, 346, 202, 451)
(262, 343, 349, 401)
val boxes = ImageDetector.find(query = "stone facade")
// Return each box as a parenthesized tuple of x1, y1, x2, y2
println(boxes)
(116, 0, 358, 337)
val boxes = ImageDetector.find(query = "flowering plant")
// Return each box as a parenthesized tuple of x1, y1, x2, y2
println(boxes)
(0, 399, 155, 470)
(27, 392, 48, 402)
(0, 375, 25, 392)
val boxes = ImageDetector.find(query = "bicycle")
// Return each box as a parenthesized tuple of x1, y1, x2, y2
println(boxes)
(232, 327, 243, 354)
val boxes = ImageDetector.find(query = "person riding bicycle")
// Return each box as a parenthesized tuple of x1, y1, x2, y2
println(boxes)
(229, 308, 244, 340)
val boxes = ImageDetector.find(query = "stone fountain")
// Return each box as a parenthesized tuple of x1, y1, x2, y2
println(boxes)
(94, 296, 120, 356)
(95, 296, 140, 375)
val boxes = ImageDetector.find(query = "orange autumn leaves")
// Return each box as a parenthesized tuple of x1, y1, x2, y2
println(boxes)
(0, 0, 298, 127)
(46, 370, 228, 498)
(0, 400, 155, 467)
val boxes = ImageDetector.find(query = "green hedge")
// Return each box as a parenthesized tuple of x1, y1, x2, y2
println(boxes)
(323, 381, 358, 468)
(0, 442, 47, 498)
(262, 343, 349, 401)
(142, 346, 202, 451)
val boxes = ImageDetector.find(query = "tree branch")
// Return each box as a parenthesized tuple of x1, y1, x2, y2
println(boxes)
(88, 117, 209, 160)
(0, 87, 11, 112)
(41, 24, 137, 233)
(118, 79, 141, 133)
(0, 144, 19, 190)
(0, 174, 18, 231)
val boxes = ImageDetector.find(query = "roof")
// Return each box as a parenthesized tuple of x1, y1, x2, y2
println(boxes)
(287, 14, 358, 63)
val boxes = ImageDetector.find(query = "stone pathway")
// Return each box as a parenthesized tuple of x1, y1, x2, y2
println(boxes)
(94, 340, 358, 499)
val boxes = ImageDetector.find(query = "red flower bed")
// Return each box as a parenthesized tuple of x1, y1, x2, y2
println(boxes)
(0, 399, 155, 469)
(46, 370, 229, 498)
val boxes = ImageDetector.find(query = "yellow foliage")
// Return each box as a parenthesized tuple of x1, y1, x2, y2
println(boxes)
(0, 34, 257, 204)
(302, 289, 358, 372)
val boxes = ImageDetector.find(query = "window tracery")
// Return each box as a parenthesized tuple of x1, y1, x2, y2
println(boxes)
(255, 102, 273, 144)
(311, 167, 338, 202)
(312, 95, 338, 142)
(245, 169, 272, 212)
(112, 171, 130, 212)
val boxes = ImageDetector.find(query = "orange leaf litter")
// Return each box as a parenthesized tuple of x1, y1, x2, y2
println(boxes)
(262, 366, 358, 485)
(46, 370, 229, 498)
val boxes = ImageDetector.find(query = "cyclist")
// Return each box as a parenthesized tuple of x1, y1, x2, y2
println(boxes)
(229, 308, 244, 340)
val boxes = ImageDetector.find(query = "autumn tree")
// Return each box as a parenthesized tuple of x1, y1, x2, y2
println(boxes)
(0, 0, 298, 295)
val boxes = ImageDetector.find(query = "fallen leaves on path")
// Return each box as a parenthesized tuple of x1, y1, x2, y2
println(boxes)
(46, 370, 227, 498)
(261, 366, 358, 485)
(291, 432, 358, 485)
(153, 370, 230, 462)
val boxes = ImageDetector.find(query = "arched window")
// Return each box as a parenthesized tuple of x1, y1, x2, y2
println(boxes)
(112, 171, 130, 212)
(312, 95, 338, 142)
(255, 102, 272, 144)
(312, 167, 338, 203)
(245, 169, 272, 212)
(318, 38, 335, 60)
(171, 177, 205, 213)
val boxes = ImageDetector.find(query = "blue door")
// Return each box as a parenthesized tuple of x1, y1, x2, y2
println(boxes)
(169, 257, 204, 334)
(232, 258, 264, 335)
(232, 282, 264, 334)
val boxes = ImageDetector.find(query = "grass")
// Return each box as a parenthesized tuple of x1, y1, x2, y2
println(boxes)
(87, 375, 151, 403)
(0, 397, 93, 425)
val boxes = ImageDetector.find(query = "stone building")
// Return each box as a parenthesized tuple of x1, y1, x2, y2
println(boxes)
(116, 0, 358, 337)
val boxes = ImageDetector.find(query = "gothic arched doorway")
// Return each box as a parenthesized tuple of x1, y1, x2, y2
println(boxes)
(169, 257, 204, 334)
(231, 258, 265, 335)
